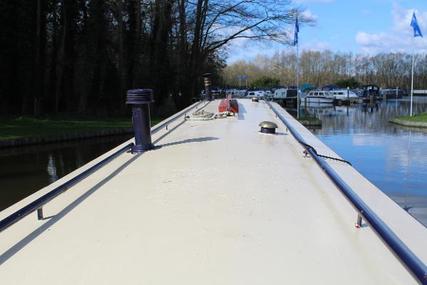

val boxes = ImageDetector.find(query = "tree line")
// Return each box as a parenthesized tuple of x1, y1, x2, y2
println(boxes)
(222, 50, 427, 91)
(0, 0, 299, 116)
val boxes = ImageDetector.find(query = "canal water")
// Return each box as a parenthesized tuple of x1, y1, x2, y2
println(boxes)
(0, 134, 132, 211)
(296, 97, 427, 227)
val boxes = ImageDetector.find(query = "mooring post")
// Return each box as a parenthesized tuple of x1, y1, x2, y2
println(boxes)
(347, 86, 350, 103)
(126, 89, 154, 153)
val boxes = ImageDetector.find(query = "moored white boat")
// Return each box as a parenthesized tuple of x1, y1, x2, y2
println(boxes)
(304, 90, 334, 104)
(329, 89, 359, 102)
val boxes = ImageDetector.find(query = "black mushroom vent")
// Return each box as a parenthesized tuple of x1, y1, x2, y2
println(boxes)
(126, 89, 154, 105)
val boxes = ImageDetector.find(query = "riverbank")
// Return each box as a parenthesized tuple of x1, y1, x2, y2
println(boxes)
(0, 117, 158, 148)
(389, 113, 427, 128)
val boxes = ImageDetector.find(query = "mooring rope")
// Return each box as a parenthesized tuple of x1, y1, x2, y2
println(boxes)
(187, 110, 216, 120)
(265, 100, 352, 166)
(301, 141, 352, 166)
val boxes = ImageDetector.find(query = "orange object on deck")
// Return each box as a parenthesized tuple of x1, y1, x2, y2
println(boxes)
(218, 95, 239, 113)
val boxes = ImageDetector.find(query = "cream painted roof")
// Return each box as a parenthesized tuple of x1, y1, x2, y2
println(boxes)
(0, 99, 426, 284)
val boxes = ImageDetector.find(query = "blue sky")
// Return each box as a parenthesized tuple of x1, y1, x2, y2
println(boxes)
(226, 0, 427, 63)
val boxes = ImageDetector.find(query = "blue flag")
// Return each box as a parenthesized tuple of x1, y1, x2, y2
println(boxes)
(294, 15, 299, 46)
(410, 12, 423, 37)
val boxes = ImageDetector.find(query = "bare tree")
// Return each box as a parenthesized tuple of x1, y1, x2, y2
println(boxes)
(223, 49, 427, 90)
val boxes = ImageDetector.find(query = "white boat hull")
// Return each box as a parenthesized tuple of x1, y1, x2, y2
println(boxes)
(334, 95, 359, 103)
(304, 96, 334, 104)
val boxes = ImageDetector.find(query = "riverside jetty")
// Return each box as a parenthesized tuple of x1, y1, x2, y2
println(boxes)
(0, 99, 426, 284)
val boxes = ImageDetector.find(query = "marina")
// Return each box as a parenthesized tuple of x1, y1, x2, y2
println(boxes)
(1, 99, 426, 284)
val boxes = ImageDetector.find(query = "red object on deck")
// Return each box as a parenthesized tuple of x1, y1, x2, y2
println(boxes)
(218, 95, 239, 113)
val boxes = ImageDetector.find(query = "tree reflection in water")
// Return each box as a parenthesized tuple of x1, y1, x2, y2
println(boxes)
(0, 134, 132, 211)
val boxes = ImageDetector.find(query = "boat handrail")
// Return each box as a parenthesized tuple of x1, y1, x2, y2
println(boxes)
(265, 100, 427, 284)
(0, 100, 205, 234)
(151, 100, 204, 134)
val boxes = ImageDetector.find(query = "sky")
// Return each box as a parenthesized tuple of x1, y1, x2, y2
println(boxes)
(226, 0, 427, 63)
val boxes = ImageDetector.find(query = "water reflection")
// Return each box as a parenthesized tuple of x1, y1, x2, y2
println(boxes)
(47, 155, 58, 183)
(0, 135, 132, 211)
(296, 97, 427, 226)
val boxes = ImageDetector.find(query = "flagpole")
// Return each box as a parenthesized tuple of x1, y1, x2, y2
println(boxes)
(296, 38, 300, 119)
(410, 52, 414, 117)
(409, 11, 422, 116)
(295, 13, 300, 119)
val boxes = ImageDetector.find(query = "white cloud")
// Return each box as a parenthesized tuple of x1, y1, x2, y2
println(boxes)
(355, 4, 427, 54)
(301, 9, 317, 22)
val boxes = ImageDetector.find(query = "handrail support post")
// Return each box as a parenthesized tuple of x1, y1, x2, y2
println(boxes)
(355, 213, 363, 228)
(37, 208, 44, 220)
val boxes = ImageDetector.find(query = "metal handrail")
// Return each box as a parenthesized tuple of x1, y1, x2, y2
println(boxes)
(266, 101, 427, 284)
(0, 142, 134, 233)
(151, 100, 206, 134)
(0, 101, 207, 233)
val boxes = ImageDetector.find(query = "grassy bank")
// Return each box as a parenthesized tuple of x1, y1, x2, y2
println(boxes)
(394, 113, 427, 122)
(390, 113, 427, 128)
(0, 117, 159, 141)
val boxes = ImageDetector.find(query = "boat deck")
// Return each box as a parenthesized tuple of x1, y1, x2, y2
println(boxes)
(0, 99, 426, 284)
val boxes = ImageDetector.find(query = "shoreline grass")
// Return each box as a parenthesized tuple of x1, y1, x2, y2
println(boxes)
(390, 113, 427, 128)
(394, 113, 427, 123)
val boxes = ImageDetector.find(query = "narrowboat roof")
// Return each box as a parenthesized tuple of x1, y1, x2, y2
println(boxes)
(0, 99, 426, 284)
